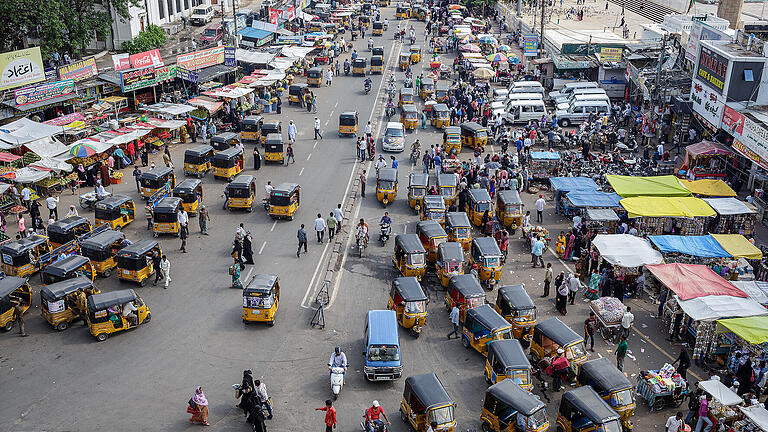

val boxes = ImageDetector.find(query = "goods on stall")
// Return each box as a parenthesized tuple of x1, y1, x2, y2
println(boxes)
(110, 172, 123, 184)
(636, 363, 688, 411)
(590, 297, 625, 324)
(712, 212, 757, 237)
(522, 226, 550, 243)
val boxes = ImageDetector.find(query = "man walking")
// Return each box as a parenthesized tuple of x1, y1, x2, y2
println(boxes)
(621, 306, 634, 339)
(314, 117, 323, 140)
(359, 170, 367, 198)
(695, 394, 713, 432)
(145, 203, 153, 230)
(567, 273, 580, 304)
(285, 143, 295, 165)
(327, 212, 337, 241)
(199, 204, 210, 234)
(584, 311, 597, 352)
(326, 68, 333, 86)
(133, 166, 142, 193)
(666, 412, 683, 432)
(12, 300, 27, 337)
(46, 195, 59, 220)
(531, 236, 545, 268)
(334, 204, 344, 235)
(315, 400, 337, 432)
(542, 263, 552, 297)
(159, 255, 171, 289)
(535, 194, 545, 223)
(314, 213, 327, 243)
(615, 335, 628, 371)
(447, 305, 460, 339)
(287, 120, 297, 143)
(297, 224, 308, 257)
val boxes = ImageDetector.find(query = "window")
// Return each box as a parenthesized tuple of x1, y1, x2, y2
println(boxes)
(176, 0, 181, 14)
(744, 69, 754, 82)
(184, 0, 189, 9)
(158, 0, 165, 19)
(167, 0, 174, 15)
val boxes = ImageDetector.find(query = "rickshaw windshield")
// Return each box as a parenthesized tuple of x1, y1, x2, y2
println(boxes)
(94, 208, 116, 220)
(428, 211, 444, 220)
(476, 130, 487, 137)
(411, 188, 426, 197)
(405, 300, 426, 313)
(379, 180, 394, 190)
(566, 342, 587, 360)
(514, 308, 536, 322)
(611, 389, 634, 406)
(230, 187, 252, 198)
(428, 406, 454, 425)
(446, 262, 461, 272)
(244, 292, 275, 308)
(505, 204, 521, 214)
(340, 117, 356, 126)
(432, 237, 446, 248)
(599, 420, 622, 432)
(270, 195, 292, 206)
(483, 257, 500, 267)
(177, 192, 198, 203)
(454, 227, 470, 237)
(440, 186, 454, 196)
(367, 345, 400, 361)
(497, 329, 514, 339)
(407, 253, 425, 266)
(475, 202, 491, 212)
(527, 408, 548, 429)
(141, 178, 164, 188)
(466, 296, 484, 308)
(511, 369, 531, 385)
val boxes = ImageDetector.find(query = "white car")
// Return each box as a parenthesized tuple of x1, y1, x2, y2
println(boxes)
(190, 5, 214, 26)
(382, 122, 405, 152)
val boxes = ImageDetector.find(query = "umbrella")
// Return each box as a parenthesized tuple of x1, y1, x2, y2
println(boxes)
(460, 34, 478, 43)
(472, 68, 494, 79)
(486, 53, 508, 62)
(459, 43, 481, 53)
(485, 161, 502, 170)
(497, 44, 512, 52)
(70, 143, 98, 157)
(478, 35, 498, 45)
(448, 4, 462, 9)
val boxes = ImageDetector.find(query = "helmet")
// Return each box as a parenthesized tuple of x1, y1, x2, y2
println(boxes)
(334, 346, 341, 355)
(372, 400, 380, 407)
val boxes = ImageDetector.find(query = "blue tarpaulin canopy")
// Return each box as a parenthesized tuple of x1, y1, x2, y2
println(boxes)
(648, 235, 731, 258)
(549, 177, 599, 193)
(565, 191, 622, 208)
(530, 151, 560, 160)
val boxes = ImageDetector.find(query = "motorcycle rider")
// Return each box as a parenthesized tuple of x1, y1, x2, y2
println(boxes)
(344, 59, 351, 74)
(355, 218, 370, 248)
(368, 38, 374, 51)
(364, 77, 372, 93)
(365, 400, 390, 432)
(352, 49, 358, 60)
(380, 212, 392, 230)
(375, 154, 387, 175)
(383, 18, 388, 30)
(329, 346, 348, 379)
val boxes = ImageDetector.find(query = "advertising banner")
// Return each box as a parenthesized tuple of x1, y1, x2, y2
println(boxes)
(176, 66, 199, 83)
(130, 49, 164, 69)
(0, 47, 45, 91)
(722, 104, 768, 167)
(697, 46, 728, 94)
(14, 79, 75, 106)
(690, 76, 724, 129)
(600, 47, 623, 62)
(685, 19, 729, 64)
(176, 46, 227, 71)
(58, 57, 98, 81)
(154, 64, 177, 82)
(120, 67, 156, 92)
(225, 47, 236, 67)
(112, 53, 131, 71)
(523, 35, 538, 57)
(269, 8, 279, 24)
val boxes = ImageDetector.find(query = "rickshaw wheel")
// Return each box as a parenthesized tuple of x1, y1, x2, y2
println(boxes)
(140, 277, 149, 287)
(56, 322, 69, 331)
(247, 205, 253, 213)
(461, 336, 470, 349)
(143, 313, 151, 323)
(103, 268, 112, 278)
(3, 321, 14, 331)
(399, 407, 407, 423)
(481, 422, 492, 432)
(96, 333, 108, 342)
(153, 232, 158, 238)
(268, 319, 275, 327)
(115, 225, 122, 231)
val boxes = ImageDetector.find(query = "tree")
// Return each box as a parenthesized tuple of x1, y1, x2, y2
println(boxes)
(122, 25, 166, 54)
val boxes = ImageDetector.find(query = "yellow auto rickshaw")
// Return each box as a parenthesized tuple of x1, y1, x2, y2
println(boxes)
(116, 239, 160, 286)
(359, 15, 371, 27)
(225, 174, 257, 212)
(481, 379, 549, 432)
(183, 144, 215, 177)
(577, 357, 635, 430)
(307, 21, 323, 32)
(87, 289, 150, 341)
(339, 111, 359, 136)
(173, 178, 203, 216)
(242, 274, 280, 326)
(393, 234, 427, 280)
(268, 183, 301, 220)
(444, 274, 484, 322)
(264, 133, 284, 163)
(40, 277, 99, 331)
(0, 235, 52, 277)
(0, 276, 31, 332)
(461, 304, 514, 356)
(530, 318, 589, 375)
(240, 115, 263, 144)
(408, 173, 429, 212)
(399, 87, 415, 107)
(307, 66, 323, 86)
(372, 20, 384, 35)
(211, 132, 241, 151)
(461, 121, 487, 151)
(421, 195, 446, 225)
(152, 196, 182, 237)
(435, 242, 464, 287)
(416, 220, 447, 263)
(399, 52, 410, 70)
(377, 167, 398, 206)
(410, 46, 421, 63)
(46, 216, 92, 249)
(260, 121, 282, 145)
(497, 190, 524, 234)
(484, 340, 533, 389)
(79, 229, 126, 277)
(388, 276, 428, 336)
(443, 126, 461, 154)
(437, 174, 458, 206)
(288, 83, 309, 105)
(139, 166, 176, 199)
(94, 195, 135, 230)
(400, 374, 456, 432)
(370, 55, 383, 74)
(466, 188, 492, 226)
(352, 57, 367, 76)
(419, 77, 434, 100)
(470, 237, 503, 290)
(396, 4, 410, 18)
(373, 46, 385, 58)
(41, 254, 95, 285)
(401, 104, 419, 130)
(445, 212, 472, 251)
(213, 147, 244, 181)
(435, 83, 450, 103)
(556, 387, 622, 432)
(431, 103, 450, 129)
(495, 285, 536, 345)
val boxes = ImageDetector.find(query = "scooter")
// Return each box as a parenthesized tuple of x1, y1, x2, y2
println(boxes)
(379, 223, 391, 246)
(344, 63, 350, 76)
(330, 366, 345, 399)
(360, 412, 388, 432)
(365, 81, 372, 94)
(261, 197, 270, 211)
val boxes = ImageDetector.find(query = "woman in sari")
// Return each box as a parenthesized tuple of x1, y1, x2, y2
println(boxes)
(563, 230, 576, 260)
(555, 231, 566, 258)
(586, 271, 600, 300)
(232, 258, 243, 289)
(188, 386, 210, 425)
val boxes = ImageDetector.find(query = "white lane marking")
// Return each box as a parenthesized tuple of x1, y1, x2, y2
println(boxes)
(313, 142, 318, 149)
(258, 241, 267, 255)
(307, 153, 312, 161)
(244, 267, 253, 284)
(270, 220, 277, 232)
(299, 167, 305, 176)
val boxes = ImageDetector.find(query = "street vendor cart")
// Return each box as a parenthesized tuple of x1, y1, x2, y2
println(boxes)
(521, 226, 550, 246)
(589, 296, 626, 342)
(528, 152, 560, 182)
(697, 379, 744, 430)
(679, 141, 735, 181)
(636, 363, 688, 411)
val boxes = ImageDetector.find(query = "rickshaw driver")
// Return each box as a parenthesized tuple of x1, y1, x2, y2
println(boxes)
(356, 218, 370, 247)
(365, 400, 391, 432)
(411, 139, 421, 154)
(329, 346, 348, 380)
(75, 288, 88, 324)
(383, 18, 388, 29)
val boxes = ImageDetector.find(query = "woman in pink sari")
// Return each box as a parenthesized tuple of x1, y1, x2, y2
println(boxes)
(188, 386, 210, 426)
(563, 231, 576, 260)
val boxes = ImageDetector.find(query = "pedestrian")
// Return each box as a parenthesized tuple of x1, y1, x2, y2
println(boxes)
(360, 170, 367, 197)
(312, 94, 318, 113)
(314, 117, 323, 140)
(365, 121, 372, 139)
(133, 166, 142, 193)
(315, 399, 337, 432)
(615, 335, 628, 371)
(297, 224, 308, 257)
(276, 96, 282, 114)
(230, 257, 242, 289)
(556, 278, 569, 315)
(551, 348, 570, 391)
(327, 212, 337, 241)
(326, 68, 333, 86)
(145, 203, 153, 230)
(621, 306, 634, 339)
(253, 147, 261, 170)
(17, 215, 26, 238)
(672, 348, 691, 381)
(695, 394, 713, 432)
(535, 194, 545, 223)
(567, 273, 580, 304)
(334, 204, 343, 235)
(243, 231, 255, 264)
(159, 254, 171, 289)
(152, 249, 162, 285)
(666, 412, 683, 432)
(686, 385, 702, 426)
(255, 379, 273, 419)
(447, 305, 460, 339)
(314, 213, 327, 243)
(358, 139, 367, 162)
(285, 143, 295, 165)
(531, 236, 544, 268)
(11, 300, 27, 337)
(584, 311, 597, 352)
(287, 120, 297, 143)
(199, 205, 210, 234)
(179, 222, 188, 253)
(542, 263, 552, 297)
(187, 386, 210, 426)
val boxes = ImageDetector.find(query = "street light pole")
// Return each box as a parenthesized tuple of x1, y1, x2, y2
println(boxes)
(539, 0, 545, 57)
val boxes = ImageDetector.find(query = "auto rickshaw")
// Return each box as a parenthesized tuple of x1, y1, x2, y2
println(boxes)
(264, 133, 284, 163)
(268, 183, 301, 220)
(139, 166, 176, 199)
(461, 304, 514, 356)
(378, 0, 389, 6)
(556, 386, 622, 432)
(173, 178, 203, 216)
(87, 289, 151, 341)
(225, 174, 257, 211)
(40, 277, 98, 331)
(470, 237, 503, 290)
(481, 380, 549, 432)
(370, 55, 383, 74)
(41, 254, 95, 285)
(393, 234, 427, 280)
(359, 15, 371, 27)
(399, 52, 410, 70)
(400, 104, 419, 130)
(352, 57, 367, 76)
(577, 357, 635, 430)
(410, 46, 421, 63)
(445, 212, 472, 251)
(242, 274, 280, 326)
(396, 4, 410, 19)
(0, 276, 31, 331)
(79, 230, 126, 277)
(461, 121, 487, 151)
(495, 285, 536, 345)
(430, 103, 450, 129)
(484, 340, 533, 389)
(530, 318, 589, 376)
(400, 373, 456, 432)
(152, 197, 182, 237)
(0, 235, 52, 277)
(307, 66, 323, 86)
(497, 190, 524, 234)
(211, 132, 241, 151)
(46, 216, 92, 249)
(437, 174, 458, 205)
(339, 111, 359, 136)
(212, 147, 244, 181)
(399, 87, 415, 107)
(288, 83, 309, 105)
(435, 242, 464, 287)
(373, 46, 385, 58)
(94, 195, 135, 230)
(240, 115, 264, 144)
(372, 20, 384, 35)
(421, 195, 446, 225)
(466, 188, 493, 226)
(408, 173, 428, 212)
(435, 83, 450, 102)
(388, 277, 428, 336)
(443, 126, 461, 154)
(416, 220, 447, 263)
(419, 77, 434, 100)
(183, 144, 215, 177)
(116, 239, 160, 286)
(376, 168, 398, 207)
(444, 274, 485, 322)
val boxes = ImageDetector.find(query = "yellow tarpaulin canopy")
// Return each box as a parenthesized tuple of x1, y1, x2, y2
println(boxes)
(711, 234, 763, 259)
(680, 179, 737, 197)
(717, 316, 768, 344)
(620, 196, 716, 218)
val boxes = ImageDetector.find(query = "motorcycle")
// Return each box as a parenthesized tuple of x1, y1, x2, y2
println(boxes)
(385, 104, 396, 119)
(344, 63, 350, 76)
(403, 77, 412, 88)
(330, 366, 345, 399)
(379, 223, 391, 246)
(360, 412, 388, 432)
(409, 148, 419, 165)
(357, 235, 367, 258)
(262, 197, 270, 211)
(365, 81, 372, 95)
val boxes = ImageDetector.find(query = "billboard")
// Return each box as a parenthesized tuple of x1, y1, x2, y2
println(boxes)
(685, 19, 729, 64)
(120, 67, 156, 92)
(112, 53, 131, 71)
(14, 80, 75, 106)
(523, 35, 538, 57)
(176, 46, 227, 71)
(58, 57, 98, 81)
(130, 49, 164, 69)
(722, 105, 768, 169)
(600, 47, 623, 62)
(690, 77, 724, 129)
(697, 46, 728, 94)
(0, 47, 45, 91)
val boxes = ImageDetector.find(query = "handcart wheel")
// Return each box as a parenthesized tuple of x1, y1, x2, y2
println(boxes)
(652, 398, 665, 412)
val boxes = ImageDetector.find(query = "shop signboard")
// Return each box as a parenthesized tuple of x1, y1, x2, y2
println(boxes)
(696, 46, 728, 94)
(58, 57, 98, 81)
(112, 53, 131, 71)
(523, 35, 538, 57)
(722, 105, 768, 169)
(686, 19, 729, 64)
(130, 49, 164, 69)
(600, 47, 623, 62)
(176, 46, 227, 71)
(690, 76, 724, 129)
(14, 79, 75, 106)
(0, 47, 45, 91)
(120, 66, 156, 92)
(225, 47, 236, 67)
(176, 66, 199, 83)
(154, 64, 177, 82)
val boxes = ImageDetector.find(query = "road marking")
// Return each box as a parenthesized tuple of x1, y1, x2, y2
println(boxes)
(313, 142, 318, 149)
(307, 153, 312, 161)
(258, 241, 267, 255)
(270, 220, 277, 232)
(244, 267, 253, 284)
(299, 167, 305, 176)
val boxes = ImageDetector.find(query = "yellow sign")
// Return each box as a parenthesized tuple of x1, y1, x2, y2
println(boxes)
(0, 47, 45, 91)
(600, 47, 623, 62)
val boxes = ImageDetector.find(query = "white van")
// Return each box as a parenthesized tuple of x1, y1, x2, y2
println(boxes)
(556, 93, 610, 111)
(549, 81, 599, 102)
(555, 100, 610, 127)
(554, 87, 606, 105)
(190, 5, 215, 26)
(504, 99, 547, 124)
(508, 81, 545, 96)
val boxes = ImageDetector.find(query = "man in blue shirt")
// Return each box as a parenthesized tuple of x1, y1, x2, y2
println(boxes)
(531, 236, 545, 268)
(390, 156, 398, 170)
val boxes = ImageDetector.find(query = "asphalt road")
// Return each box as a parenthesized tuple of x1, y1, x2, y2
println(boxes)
(0, 8, 700, 432)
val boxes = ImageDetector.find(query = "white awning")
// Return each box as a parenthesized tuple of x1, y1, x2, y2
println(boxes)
(204, 86, 254, 99)
(677, 295, 768, 321)
(142, 103, 195, 116)
(703, 197, 756, 215)
(699, 380, 744, 406)
(24, 136, 70, 158)
(30, 157, 73, 172)
(0, 118, 65, 148)
(269, 57, 297, 71)
(12, 167, 52, 183)
(281, 46, 315, 60)
(592, 234, 663, 268)
(236, 49, 276, 65)
(740, 405, 768, 432)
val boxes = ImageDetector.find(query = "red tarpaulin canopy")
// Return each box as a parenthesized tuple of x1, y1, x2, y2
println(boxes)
(646, 263, 747, 301)
(686, 141, 735, 157)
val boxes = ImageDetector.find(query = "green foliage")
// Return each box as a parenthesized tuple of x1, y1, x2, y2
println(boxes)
(121, 25, 167, 54)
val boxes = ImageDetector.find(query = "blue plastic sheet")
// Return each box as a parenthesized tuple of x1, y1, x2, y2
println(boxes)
(648, 235, 731, 258)
(549, 177, 598, 193)
(565, 191, 622, 208)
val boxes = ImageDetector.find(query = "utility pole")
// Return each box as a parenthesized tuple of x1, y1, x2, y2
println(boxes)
(539, 0, 545, 57)
(654, 33, 667, 106)
(232, 0, 237, 45)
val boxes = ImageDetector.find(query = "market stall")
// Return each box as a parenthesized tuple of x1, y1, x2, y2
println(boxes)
(732, 281, 768, 306)
(704, 198, 758, 236)
(528, 152, 560, 183)
(636, 363, 689, 412)
(737, 403, 768, 432)
(585, 208, 620, 233)
(620, 196, 716, 235)
(589, 234, 663, 294)
(698, 379, 745, 431)
(606, 174, 691, 198)
(680, 141, 735, 181)
(548, 176, 598, 215)
(649, 235, 731, 265)
(680, 179, 737, 197)
(714, 316, 768, 371)
(562, 191, 622, 217)
(589, 296, 626, 342)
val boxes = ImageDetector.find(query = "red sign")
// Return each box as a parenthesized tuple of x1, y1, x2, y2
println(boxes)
(269, 8, 279, 24)
(112, 53, 130, 71)
(722, 105, 745, 135)
(130, 49, 164, 69)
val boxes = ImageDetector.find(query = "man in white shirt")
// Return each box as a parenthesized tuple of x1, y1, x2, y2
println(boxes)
(255, 379, 273, 419)
(314, 117, 323, 140)
(287, 120, 297, 143)
(333, 204, 344, 234)
(447, 306, 460, 339)
(665, 412, 683, 432)
(177, 209, 188, 228)
(21, 187, 32, 211)
(45, 196, 59, 220)
(656, 142, 664, 157)
(314, 213, 327, 243)
(364, 121, 372, 138)
(535, 194, 545, 223)
(122, 301, 138, 326)
(621, 307, 634, 339)
(264, 181, 273, 199)
(375, 155, 387, 174)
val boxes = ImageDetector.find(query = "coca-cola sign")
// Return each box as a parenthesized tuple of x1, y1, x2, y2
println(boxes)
(130, 49, 164, 69)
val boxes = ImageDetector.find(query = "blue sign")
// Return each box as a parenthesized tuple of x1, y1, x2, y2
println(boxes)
(523, 35, 539, 57)
(176, 66, 198, 83)
(224, 47, 236, 67)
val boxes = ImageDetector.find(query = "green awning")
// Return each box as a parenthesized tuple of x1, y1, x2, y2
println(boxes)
(606, 175, 692, 198)
(717, 316, 768, 344)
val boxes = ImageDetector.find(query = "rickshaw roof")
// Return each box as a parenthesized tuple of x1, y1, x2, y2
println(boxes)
(352, 57, 367, 65)
(562, 386, 620, 424)
(400, 52, 410, 58)
(214, 147, 243, 159)
(340, 111, 358, 119)
(423, 195, 446, 208)
(498, 189, 522, 205)
(499, 285, 534, 310)
(421, 77, 434, 85)
(95, 194, 132, 210)
(211, 132, 239, 141)
(117, 239, 158, 258)
(395, 234, 426, 253)
(0, 276, 27, 298)
(367, 310, 399, 346)
(467, 304, 511, 331)
(185, 145, 214, 156)
(473, 237, 502, 255)
(404, 373, 453, 409)
(449, 274, 484, 297)
(433, 103, 449, 112)
(580, 357, 632, 392)
(228, 174, 255, 188)
(437, 83, 450, 91)
(45, 254, 90, 275)
(40, 276, 92, 301)
(417, 220, 446, 238)
(262, 121, 281, 129)
(242, 115, 263, 125)
(265, 133, 283, 144)
(289, 83, 308, 90)
(378, 168, 398, 181)
(371, 55, 383, 64)
(535, 318, 582, 347)
(400, 87, 414, 95)
(401, 104, 418, 113)
(438, 242, 464, 261)
(446, 212, 470, 227)
(154, 196, 182, 212)
(444, 125, 460, 134)
(461, 121, 485, 132)
(410, 45, 421, 50)
(438, 174, 457, 186)
(48, 216, 90, 234)
(273, 182, 300, 194)
(88, 289, 137, 312)
(373, 20, 383, 25)
(140, 166, 174, 180)
(409, 173, 429, 187)
(392, 276, 427, 301)
(244, 273, 278, 294)
(487, 378, 544, 416)
(468, 188, 492, 201)
(488, 340, 531, 371)
(173, 178, 202, 194)
(80, 230, 124, 249)
(309, 66, 324, 73)
(1, 235, 48, 256)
